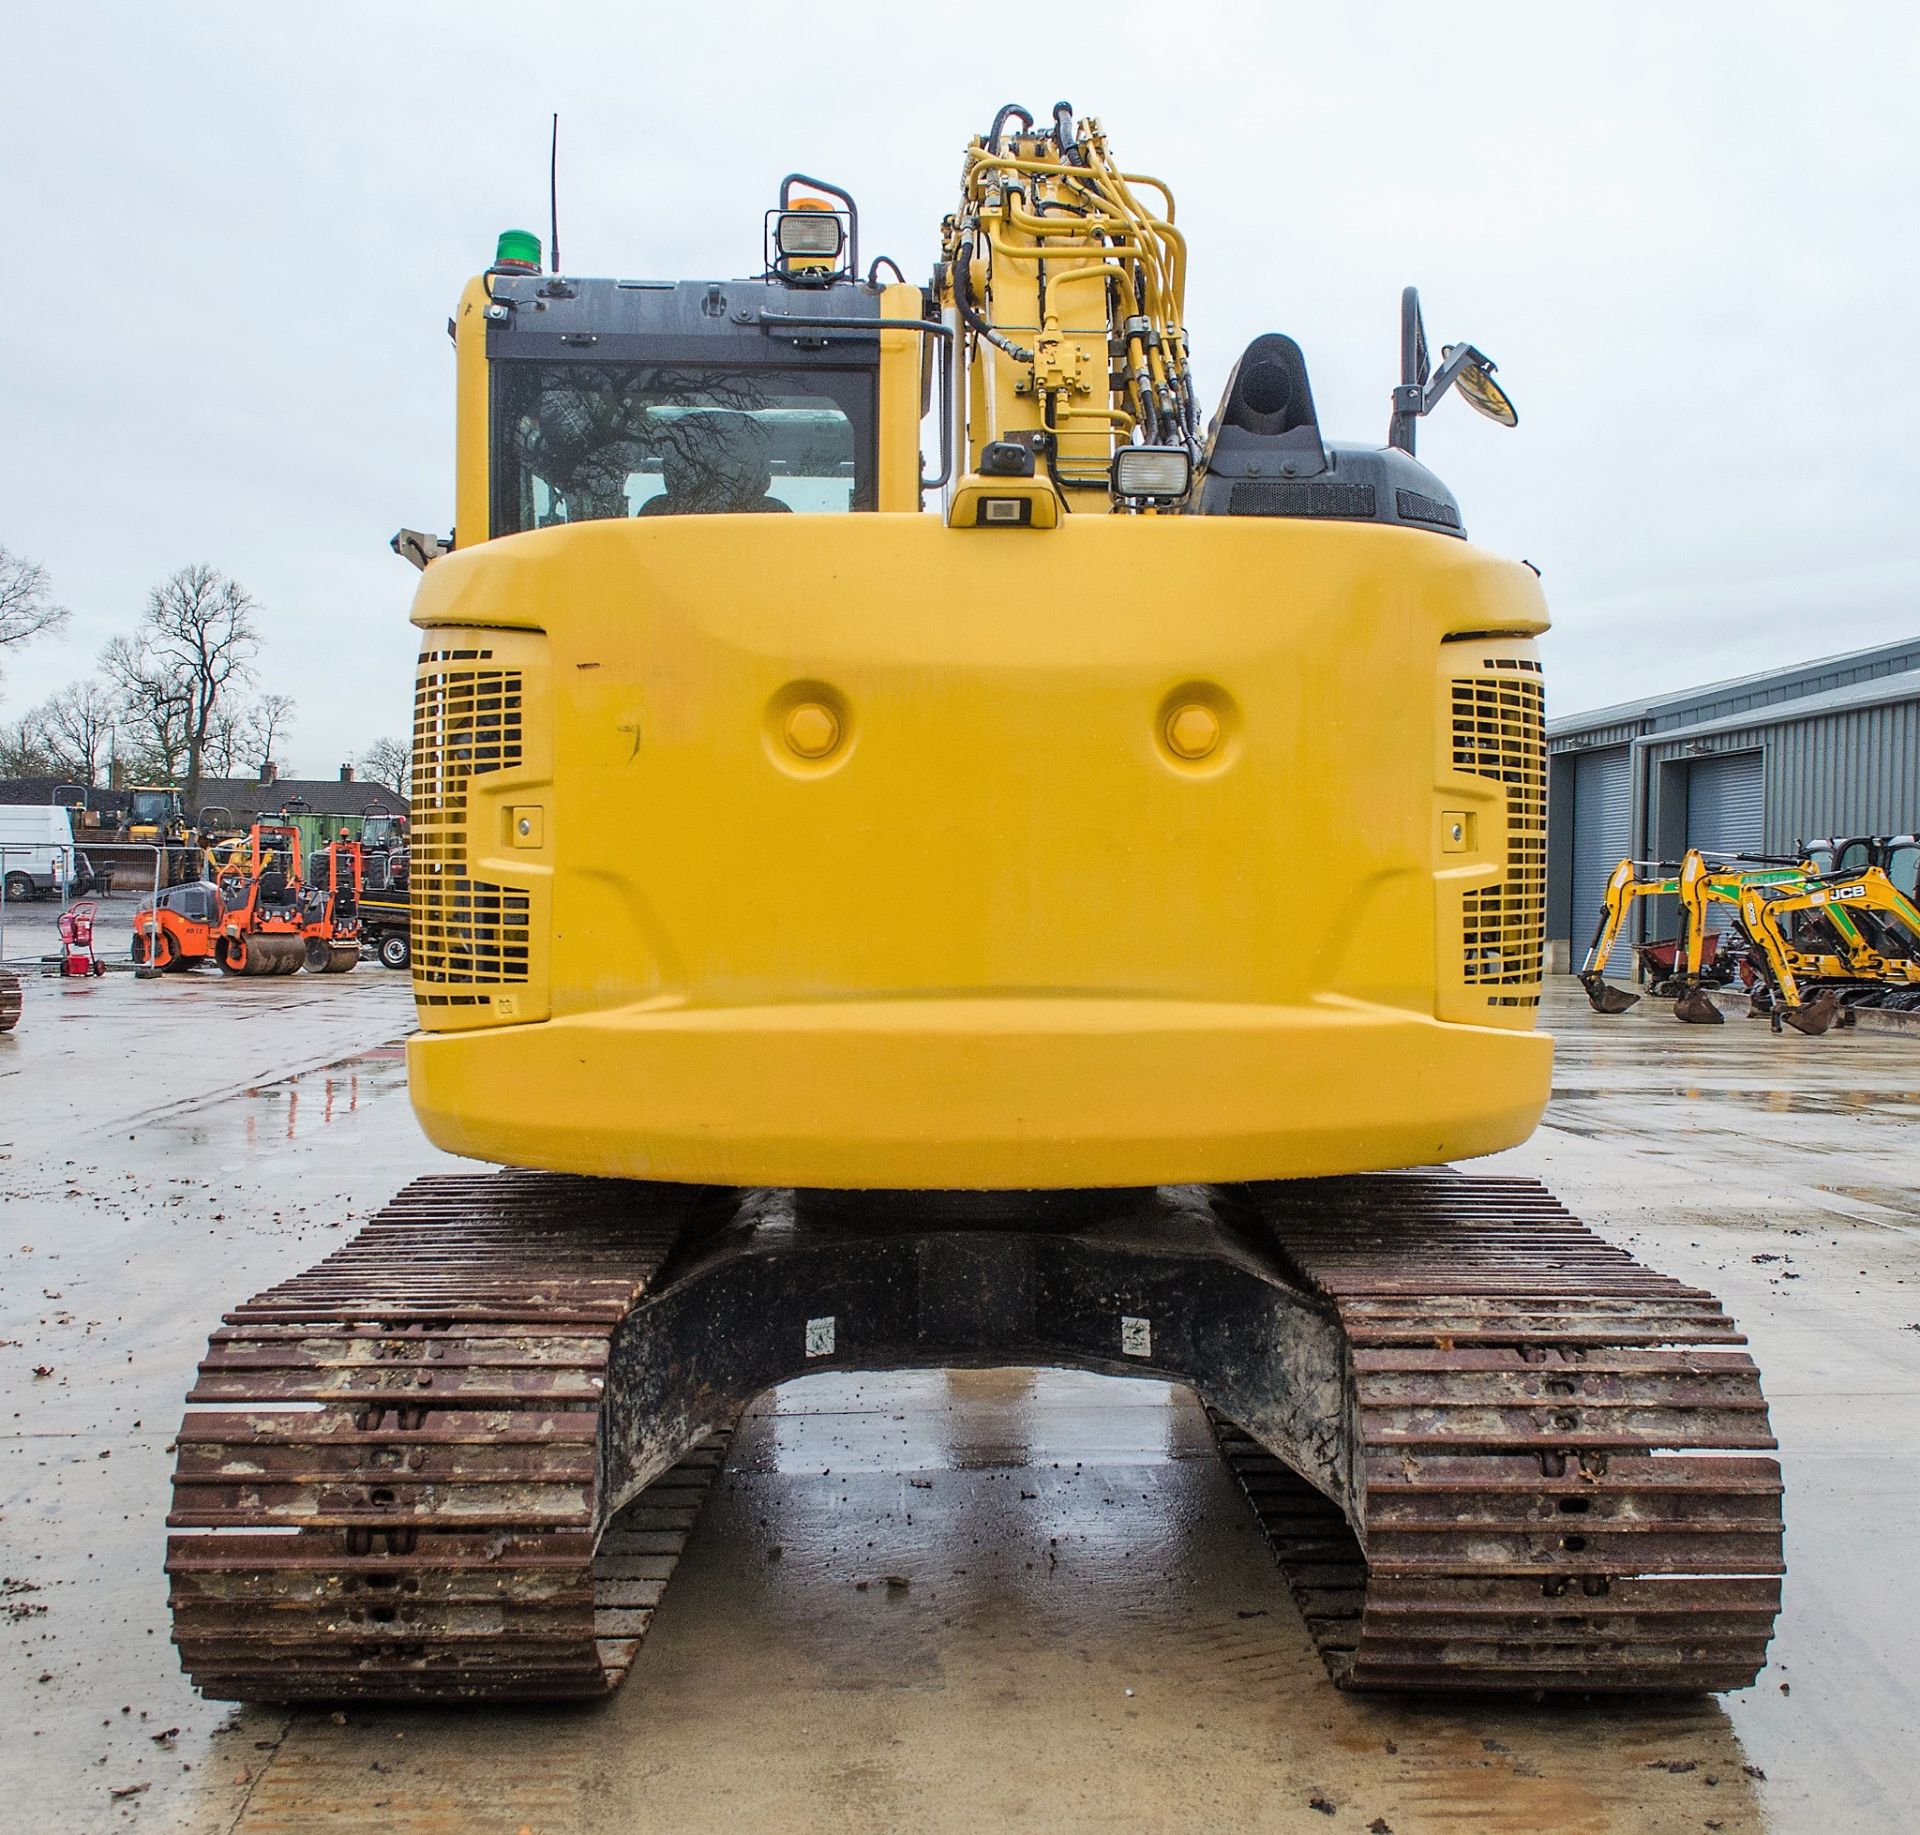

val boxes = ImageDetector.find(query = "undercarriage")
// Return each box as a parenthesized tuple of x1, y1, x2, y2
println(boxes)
(167, 1171, 1781, 1700)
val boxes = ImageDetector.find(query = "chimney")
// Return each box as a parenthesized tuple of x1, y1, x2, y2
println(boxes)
(339, 763, 355, 783)
(259, 761, 277, 786)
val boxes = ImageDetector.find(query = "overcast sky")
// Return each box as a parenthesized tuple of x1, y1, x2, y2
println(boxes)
(3, 3, 1917, 772)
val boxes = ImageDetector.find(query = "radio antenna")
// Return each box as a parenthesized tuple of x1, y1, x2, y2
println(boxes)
(548, 113, 561, 274)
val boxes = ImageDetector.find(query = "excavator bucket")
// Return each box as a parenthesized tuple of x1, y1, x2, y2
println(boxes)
(1783, 990, 1845, 1036)
(1579, 971, 1640, 1014)
(1673, 986, 1725, 1025)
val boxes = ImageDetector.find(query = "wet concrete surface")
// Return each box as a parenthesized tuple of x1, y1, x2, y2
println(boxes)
(1, 972, 1915, 1832)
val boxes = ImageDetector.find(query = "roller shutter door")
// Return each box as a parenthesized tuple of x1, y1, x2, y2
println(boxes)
(1686, 750, 1765, 928)
(1570, 749, 1632, 959)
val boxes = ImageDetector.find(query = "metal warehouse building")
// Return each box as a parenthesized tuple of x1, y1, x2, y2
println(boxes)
(1546, 636, 1920, 966)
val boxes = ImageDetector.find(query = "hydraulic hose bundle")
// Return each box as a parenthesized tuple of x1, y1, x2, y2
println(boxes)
(946, 102, 1199, 484)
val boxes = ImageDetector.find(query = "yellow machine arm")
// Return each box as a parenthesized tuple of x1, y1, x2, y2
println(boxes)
(937, 104, 1197, 520)
(1577, 856, 1676, 1012)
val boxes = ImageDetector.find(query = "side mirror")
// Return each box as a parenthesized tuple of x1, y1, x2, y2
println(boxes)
(1387, 286, 1517, 454)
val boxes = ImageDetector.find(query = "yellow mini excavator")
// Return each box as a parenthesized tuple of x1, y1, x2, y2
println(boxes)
(166, 104, 1782, 1702)
(1738, 857, 1920, 1034)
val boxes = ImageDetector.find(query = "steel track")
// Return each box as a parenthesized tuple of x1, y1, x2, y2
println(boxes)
(168, 1174, 732, 1700)
(1217, 1174, 1783, 1692)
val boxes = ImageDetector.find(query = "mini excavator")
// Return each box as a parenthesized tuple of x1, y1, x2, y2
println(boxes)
(166, 104, 1783, 1702)
(1737, 856, 1920, 1031)
(1581, 843, 1920, 1032)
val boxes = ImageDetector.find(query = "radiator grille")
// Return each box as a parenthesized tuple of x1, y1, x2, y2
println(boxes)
(1453, 673, 1546, 1003)
(411, 661, 529, 1005)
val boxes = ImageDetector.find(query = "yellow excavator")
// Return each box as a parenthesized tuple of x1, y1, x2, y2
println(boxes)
(1737, 858, 1920, 1033)
(166, 104, 1782, 1702)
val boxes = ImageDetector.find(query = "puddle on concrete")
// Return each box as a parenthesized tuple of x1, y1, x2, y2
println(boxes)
(134, 1044, 410, 1150)
(1552, 1084, 1920, 1115)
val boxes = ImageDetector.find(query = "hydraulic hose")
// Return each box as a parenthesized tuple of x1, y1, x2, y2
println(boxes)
(952, 239, 1033, 364)
(988, 103, 1034, 148)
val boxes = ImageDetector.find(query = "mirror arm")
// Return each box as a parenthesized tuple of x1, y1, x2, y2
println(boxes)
(1386, 343, 1498, 453)
(1422, 342, 1492, 412)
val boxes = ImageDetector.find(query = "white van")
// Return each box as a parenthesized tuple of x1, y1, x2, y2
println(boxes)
(0, 804, 90, 901)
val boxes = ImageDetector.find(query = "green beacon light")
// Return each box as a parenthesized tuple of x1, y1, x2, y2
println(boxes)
(493, 228, 543, 273)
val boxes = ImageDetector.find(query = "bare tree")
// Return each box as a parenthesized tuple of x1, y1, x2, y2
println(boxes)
(358, 735, 412, 798)
(0, 547, 71, 683)
(33, 678, 116, 785)
(205, 692, 294, 780)
(101, 631, 192, 781)
(101, 565, 259, 806)
(249, 693, 296, 779)
(0, 712, 59, 777)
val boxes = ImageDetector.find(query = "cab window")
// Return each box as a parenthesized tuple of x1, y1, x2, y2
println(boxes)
(495, 363, 873, 533)
(1889, 845, 1919, 902)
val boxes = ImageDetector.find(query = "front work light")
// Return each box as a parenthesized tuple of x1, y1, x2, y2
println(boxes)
(1112, 445, 1192, 503)
(776, 209, 845, 259)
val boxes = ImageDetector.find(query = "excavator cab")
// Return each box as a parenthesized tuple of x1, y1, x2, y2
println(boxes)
(1803, 833, 1920, 900)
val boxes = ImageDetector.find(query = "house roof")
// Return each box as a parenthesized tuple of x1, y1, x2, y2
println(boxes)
(0, 777, 131, 818)
(193, 778, 406, 823)
(3, 775, 405, 822)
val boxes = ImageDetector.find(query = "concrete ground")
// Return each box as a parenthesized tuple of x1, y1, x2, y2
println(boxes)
(2, 971, 1915, 1834)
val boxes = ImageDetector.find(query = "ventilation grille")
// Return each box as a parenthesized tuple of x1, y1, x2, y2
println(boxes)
(1453, 673, 1546, 1003)
(411, 663, 529, 1005)
(1395, 488, 1461, 529)
(1229, 480, 1378, 519)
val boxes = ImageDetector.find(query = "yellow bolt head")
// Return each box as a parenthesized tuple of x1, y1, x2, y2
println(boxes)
(784, 701, 841, 759)
(1165, 702, 1221, 760)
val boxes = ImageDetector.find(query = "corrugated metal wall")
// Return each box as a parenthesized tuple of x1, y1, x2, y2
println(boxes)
(1642, 702, 1920, 859)
(1757, 702, 1920, 849)
(1568, 749, 1633, 955)
(1640, 704, 1920, 871)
